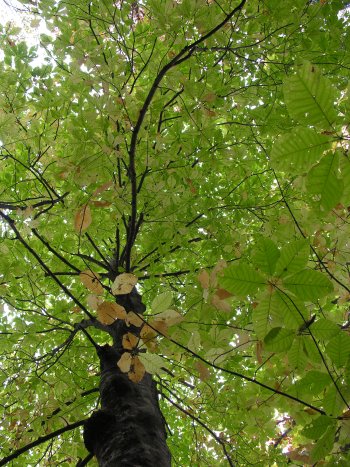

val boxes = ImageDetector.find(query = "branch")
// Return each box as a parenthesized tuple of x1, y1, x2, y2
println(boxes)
(0, 420, 85, 466)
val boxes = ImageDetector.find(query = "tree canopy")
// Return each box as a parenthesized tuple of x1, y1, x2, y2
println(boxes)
(1, 0, 350, 465)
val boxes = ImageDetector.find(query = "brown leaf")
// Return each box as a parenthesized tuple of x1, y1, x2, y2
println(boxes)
(74, 205, 92, 233)
(149, 319, 168, 336)
(122, 332, 139, 350)
(126, 311, 143, 327)
(195, 361, 210, 381)
(92, 181, 113, 197)
(211, 294, 231, 312)
(90, 200, 111, 207)
(198, 269, 210, 289)
(129, 356, 145, 383)
(215, 288, 233, 299)
(80, 270, 103, 295)
(117, 352, 132, 373)
(111, 273, 138, 295)
(97, 301, 127, 324)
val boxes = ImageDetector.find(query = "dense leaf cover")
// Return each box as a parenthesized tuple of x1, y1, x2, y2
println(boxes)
(1, 0, 350, 465)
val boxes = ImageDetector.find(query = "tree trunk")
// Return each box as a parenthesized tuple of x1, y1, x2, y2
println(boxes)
(83, 289, 171, 466)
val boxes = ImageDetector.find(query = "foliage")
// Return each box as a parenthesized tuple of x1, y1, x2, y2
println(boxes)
(1, 0, 350, 465)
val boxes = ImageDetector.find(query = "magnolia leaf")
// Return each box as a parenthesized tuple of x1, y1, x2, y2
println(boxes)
(220, 263, 265, 297)
(97, 301, 126, 324)
(151, 291, 173, 314)
(111, 273, 137, 295)
(283, 269, 333, 301)
(74, 204, 92, 233)
(264, 327, 295, 352)
(284, 61, 337, 128)
(79, 270, 104, 295)
(117, 352, 132, 373)
(122, 332, 139, 350)
(138, 353, 165, 374)
(129, 356, 145, 383)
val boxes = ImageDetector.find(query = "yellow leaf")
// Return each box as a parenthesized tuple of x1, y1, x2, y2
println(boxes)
(117, 352, 132, 373)
(111, 273, 137, 295)
(140, 325, 158, 352)
(122, 332, 139, 350)
(152, 309, 183, 327)
(126, 311, 144, 327)
(149, 319, 168, 336)
(195, 361, 210, 381)
(74, 205, 92, 233)
(128, 356, 145, 383)
(97, 301, 127, 324)
(80, 270, 103, 295)
(198, 269, 210, 289)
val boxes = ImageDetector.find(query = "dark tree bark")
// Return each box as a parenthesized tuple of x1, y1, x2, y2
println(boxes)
(83, 289, 171, 466)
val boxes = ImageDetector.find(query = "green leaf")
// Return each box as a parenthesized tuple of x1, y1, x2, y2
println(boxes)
(325, 332, 350, 367)
(283, 269, 333, 301)
(275, 239, 309, 278)
(288, 337, 308, 368)
(302, 415, 336, 440)
(151, 291, 173, 314)
(264, 327, 295, 352)
(138, 353, 165, 374)
(311, 318, 340, 342)
(306, 152, 343, 211)
(310, 424, 337, 462)
(253, 237, 280, 275)
(271, 127, 331, 173)
(220, 263, 265, 297)
(284, 61, 337, 128)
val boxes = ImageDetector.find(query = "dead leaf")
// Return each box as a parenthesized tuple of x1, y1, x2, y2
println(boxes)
(97, 301, 127, 324)
(122, 332, 139, 350)
(215, 288, 233, 299)
(87, 294, 104, 310)
(152, 309, 183, 327)
(92, 181, 114, 197)
(74, 205, 92, 233)
(129, 356, 146, 383)
(90, 200, 112, 207)
(211, 294, 231, 312)
(140, 325, 158, 352)
(126, 311, 144, 327)
(198, 269, 210, 289)
(111, 273, 138, 295)
(149, 319, 168, 336)
(80, 270, 103, 295)
(195, 361, 210, 381)
(117, 352, 132, 373)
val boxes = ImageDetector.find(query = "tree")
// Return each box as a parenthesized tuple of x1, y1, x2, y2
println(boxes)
(0, 0, 350, 464)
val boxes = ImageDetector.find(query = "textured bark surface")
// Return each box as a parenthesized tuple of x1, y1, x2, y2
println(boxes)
(83, 289, 171, 467)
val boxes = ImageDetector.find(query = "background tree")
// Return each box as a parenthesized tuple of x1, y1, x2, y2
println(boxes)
(1, 0, 350, 465)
